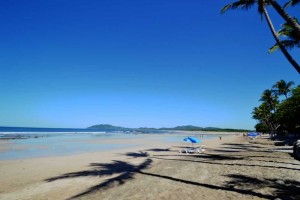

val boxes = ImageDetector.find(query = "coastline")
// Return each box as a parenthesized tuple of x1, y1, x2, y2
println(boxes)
(0, 132, 232, 160)
(0, 133, 299, 200)
(0, 133, 229, 199)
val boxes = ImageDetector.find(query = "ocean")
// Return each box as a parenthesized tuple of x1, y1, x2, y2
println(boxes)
(0, 126, 225, 160)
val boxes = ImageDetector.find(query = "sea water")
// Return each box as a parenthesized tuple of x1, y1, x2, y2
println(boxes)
(0, 127, 225, 160)
(0, 132, 141, 160)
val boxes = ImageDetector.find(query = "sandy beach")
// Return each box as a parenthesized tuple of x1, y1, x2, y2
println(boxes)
(0, 133, 299, 200)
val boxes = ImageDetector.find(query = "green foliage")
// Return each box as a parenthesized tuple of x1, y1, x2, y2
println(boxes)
(272, 80, 295, 98)
(255, 122, 269, 133)
(221, 0, 300, 74)
(221, 0, 266, 16)
(253, 80, 300, 135)
(269, 19, 300, 53)
(275, 86, 300, 132)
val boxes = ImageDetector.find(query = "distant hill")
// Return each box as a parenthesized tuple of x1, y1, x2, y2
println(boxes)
(160, 125, 249, 132)
(87, 124, 132, 131)
(165, 125, 203, 131)
(87, 124, 251, 132)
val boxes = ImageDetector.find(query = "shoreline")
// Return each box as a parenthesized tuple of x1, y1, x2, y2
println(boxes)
(0, 133, 232, 198)
(1, 133, 299, 200)
(0, 132, 233, 161)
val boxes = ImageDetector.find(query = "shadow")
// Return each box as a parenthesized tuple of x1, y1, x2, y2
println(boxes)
(272, 136, 299, 146)
(226, 174, 265, 188)
(267, 178, 300, 199)
(194, 152, 298, 166)
(217, 147, 291, 154)
(221, 143, 269, 151)
(142, 157, 299, 199)
(197, 153, 242, 160)
(45, 159, 152, 199)
(227, 174, 300, 200)
(213, 149, 244, 153)
(120, 151, 149, 158)
(222, 143, 265, 148)
(146, 148, 171, 152)
(221, 147, 253, 150)
(153, 153, 242, 161)
(221, 147, 268, 152)
(235, 155, 287, 159)
(45, 146, 300, 200)
(138, 171, 273, 199)
(248, 158, 300, 166)
(44, 140, 300, 199)
(151, 156, 300, 171)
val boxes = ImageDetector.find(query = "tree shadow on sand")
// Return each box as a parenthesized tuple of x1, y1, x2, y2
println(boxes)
(152, 154, 300, 171)
(118, 148, 174, 158)
(146, 148, 171, 152)
(247, 158, 300, 166)
(226, 174, 300, 199)
(137, 171, 275, 199)
(45, 156, 278, 199)
(44, 148, 300, 199)
(222, 143, 265, 148)
(119, 151, 149, 158)
(147, 154, 300, 199)
(153, 153, 242, 161)
(45, 159, 152, 199)
(211, 149, 244, 153)
(141, 157, 299, 199)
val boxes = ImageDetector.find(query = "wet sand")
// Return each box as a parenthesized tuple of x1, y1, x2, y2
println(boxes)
(0, 133, 299, 200)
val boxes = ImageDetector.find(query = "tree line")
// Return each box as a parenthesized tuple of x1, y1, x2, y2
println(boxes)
(222, 0, 300, 74)
(252, 80, 300, 136)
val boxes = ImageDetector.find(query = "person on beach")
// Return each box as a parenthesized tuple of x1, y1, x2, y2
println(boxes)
(219, 136, 222, 140)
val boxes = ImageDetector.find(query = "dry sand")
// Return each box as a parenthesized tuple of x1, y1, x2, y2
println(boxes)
(0, 133, 299, 200)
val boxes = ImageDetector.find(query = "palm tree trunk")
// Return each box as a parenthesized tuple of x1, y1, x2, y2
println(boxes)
(268, 0, 300, 40)
(262, 5, 300, 74)
(264, 119, 272, 132)
(263, 118, 275, 135)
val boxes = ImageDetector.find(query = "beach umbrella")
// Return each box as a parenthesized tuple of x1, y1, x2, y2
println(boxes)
(183, 137, 201, 146)
(247, 132, 259, 137)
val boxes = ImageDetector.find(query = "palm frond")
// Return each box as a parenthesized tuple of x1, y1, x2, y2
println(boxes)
(278, 18, 299, 36)
(221, 4, 233, 13)
(269, 40, 300, 53)
(286, 81, 295, 88)
(258, 1, 264, 20)
(221, 0, 257, 14)
(284, 0, 300, 8)
(269, 43, 280, 53)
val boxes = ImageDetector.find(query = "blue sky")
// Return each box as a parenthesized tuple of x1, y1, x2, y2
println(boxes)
(0, 0, 299, 129)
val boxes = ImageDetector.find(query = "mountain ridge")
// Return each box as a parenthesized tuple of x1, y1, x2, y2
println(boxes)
(88, 124, 251, 132)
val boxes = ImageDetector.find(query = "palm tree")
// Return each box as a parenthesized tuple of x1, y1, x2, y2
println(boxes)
(252, 106, 269, 129)
(260, 89, 279, 111)
(274, 85, 300, 134)
(252, 102, 277, 133)
(261, 5, 300, 74)
(284, 0, 300, 8)
(222, 1, 300, 40)
(272, 79, 295, 99)
(221, 0, 300, 74)
(267, 0, 300, 40)
(269, 19, 300, 52)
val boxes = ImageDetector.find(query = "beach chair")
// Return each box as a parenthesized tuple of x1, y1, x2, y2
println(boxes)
(179, 145, 205, 154)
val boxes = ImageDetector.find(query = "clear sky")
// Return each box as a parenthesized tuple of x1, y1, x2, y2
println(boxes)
(0, 0, 299, 129)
